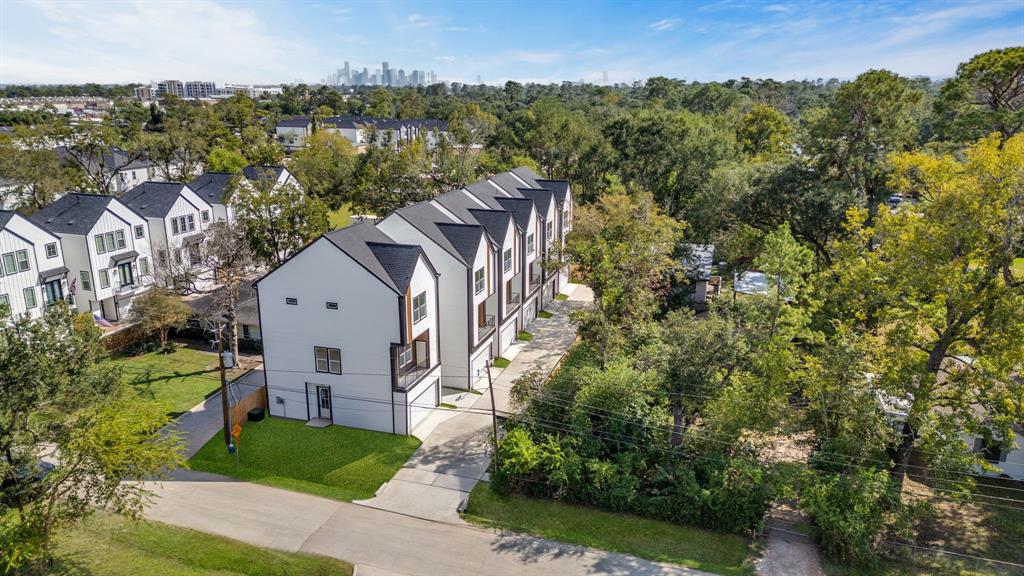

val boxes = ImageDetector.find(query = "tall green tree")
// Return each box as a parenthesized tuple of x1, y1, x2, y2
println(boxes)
(738, 103, 794, 159)
(228, 175, 329, 267)
(288, 130, 357, 207)
(933, 47, 1024, 142)
(0, 126, 76, 212)
(447, 102, 498, 187)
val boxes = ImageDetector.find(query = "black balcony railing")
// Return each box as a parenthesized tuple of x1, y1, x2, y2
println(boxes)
(477, 314, 496, 341)
(396, 353, 431, 390)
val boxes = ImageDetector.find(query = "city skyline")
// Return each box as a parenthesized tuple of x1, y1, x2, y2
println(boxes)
(322, 61, 438, 87)
(2, 1, 1021, 85)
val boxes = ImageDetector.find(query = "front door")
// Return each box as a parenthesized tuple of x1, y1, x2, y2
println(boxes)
(44, 279, 63, 305)
(316, 386, 332, 420)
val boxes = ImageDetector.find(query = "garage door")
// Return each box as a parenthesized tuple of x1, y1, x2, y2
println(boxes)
(471, 348, 490, 389)
(500, 321, 517, 354)
(523, 298, 538, 328)
(409, 378, 438, 431)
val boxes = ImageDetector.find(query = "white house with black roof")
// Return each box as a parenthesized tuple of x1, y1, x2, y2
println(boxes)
(0, 210, 70, 320)
(32, 193, 155, 322)
(188, 172, 236, 222)
(274, 116, 313, 152)
(378, 202, 498, 390)
(120, 181, 214, 288)
(256, 222, 441, 434)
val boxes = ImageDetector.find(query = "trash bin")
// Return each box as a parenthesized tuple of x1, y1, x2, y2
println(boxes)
(247, 407, 265, 422)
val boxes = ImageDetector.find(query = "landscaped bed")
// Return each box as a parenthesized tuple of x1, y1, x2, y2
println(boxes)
(53, 513, 352, 575)
(463, 483, 755, 576)
(189, 417, 420, 501)
(492, 357, 511, 368)
(115, 343, 245, 417)
(517, 330, 534, 341)
(538, 310, 553, 319)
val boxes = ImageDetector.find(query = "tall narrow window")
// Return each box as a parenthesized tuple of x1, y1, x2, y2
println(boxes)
(412, 291, 427, 323)
(104, 232, 115, 251)
(474, 268, 485, 294)
(98, 269, 110, 289)
(94, 234, 106, 254)
(0, 294, 8, 314)
(187, 214, 196, 231)
(134, 224, 145, 239)
(114, 229, 126, 249)
(171, 218, 180, 235)
(201, 210, 210, 223)
(23, 287, 36, 309)
(527, 233, 535, 254)
(139, 257, 150, 275)
(15, 250, 29, 272)
(503, 248, 512, 272)
(118, 262, 134, 287)
(2, 253, 15, 275)
(80, 271, 92, 291)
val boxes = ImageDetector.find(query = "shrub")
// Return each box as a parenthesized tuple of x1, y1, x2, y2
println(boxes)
(802, 467, 896, 566)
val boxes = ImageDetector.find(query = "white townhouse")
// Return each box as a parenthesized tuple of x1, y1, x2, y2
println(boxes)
(188, 165, 301, 224)
(55, 146, 182, 195)
(0, 211, 71, 320)
(256, 222, 442, 434)
(274, 116, 314, 152)
(463, 181, 545, 328)
(32, 193, 155, 322)
(432, 190, 523, 356)
(120, 182, 214, 287)
(378, 203, 498, 390)
(241, 165, 301, 193)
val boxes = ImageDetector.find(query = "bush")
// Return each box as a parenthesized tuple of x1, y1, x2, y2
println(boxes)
(802, 467, 897, 566)
(122, 336, 161, 356)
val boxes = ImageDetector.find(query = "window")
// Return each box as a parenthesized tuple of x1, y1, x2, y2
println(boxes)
(94, 234, 106, 254)
(23, 287, 36, 309)
(285, 297, 298, 305)
(114, 229, 126, 250)
(326, 301, 339, 310)
(98, 269, 110, 289)
(104, 232, 115, 252)
(80, 271, 91, 291)
(1, 253, 15, 275)
(171, 218, 180, 235)
(139, 257, 149, 275)
(134, 225, 145, 239)
(45, 243, 58, 259)
(173, 249, 182, 265)
(15, 250, 29, 272)
(0, 294, 8, 313)
(527, 233, 535, 254)
(474, 267, 485, 294)
(503, 248, 512, 272)
(412, 291, 427, 323)
(242, 324, 251, 339)
(398, 345, 413, 367)
(546, 221, 553, 241)
(201, 210, 210, 223)
(314, 346, 342, 374)
(118, 262, 134, 287)
(186, 214, 196, 231)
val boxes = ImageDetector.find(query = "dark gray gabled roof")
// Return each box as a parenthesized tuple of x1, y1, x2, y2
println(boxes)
(242, 165, 286, 184)
(468, 208, 513, 241)
(487, 173, 529, 197)
(121, 181, 193, 218)
(495, 197, 535, 231)
(511, 166, 544, 188)
(189, 172, 235, 205)
(535, 179, 570, 205)
(433, 190, 486, 224)
(517, 188, 554, 219)
(276, 116, 312, 128)
(436, 223, 485, 265)
(0, 210, 15, 229)
(393, 202, 479, 266)
(323, 222, 423, 293)
(463, 181, 506, 210)
(31, 193, 120, 235)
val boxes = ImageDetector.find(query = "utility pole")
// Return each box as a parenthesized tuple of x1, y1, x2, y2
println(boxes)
(486, 360, 499, 465)
(217, 321, 231, 448)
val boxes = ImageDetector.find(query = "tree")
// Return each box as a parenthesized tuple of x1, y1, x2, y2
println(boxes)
(567, 189, 684, 364)
(57, 122, 147, 195)
(933, 47, 1024, 142)
(129, 288, 191, 349)
(0, 126, 76, 212)
(352, 136, 434, 217)
(239, 126, 285, 165)
(229, 174, 329, 267)
(804, 70, 921, 223)
(365, 88, 395, 118)
(215, 94, 256, 131)
(738, 103, 794, 158)
(288, 130, 357, 207)
(206, 146, 248, 173)
(396, 89, 426, 119)
(829, 134, 1024, 488)
(447, 102, 498, 187)
(0, 304, 182, 570)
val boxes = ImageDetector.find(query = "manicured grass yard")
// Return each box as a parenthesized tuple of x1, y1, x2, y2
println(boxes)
(517, 331, 534, 341)
(53, 513, 352, 575)
(492, 357, 511, 368)
(538, 310, 553, 319)
(328, 203, 353, 229)
(554, 293, 569, 301)
(189, 417, 420, 501)
(116, 345, 244, 417)
(463, 483, 755, 576)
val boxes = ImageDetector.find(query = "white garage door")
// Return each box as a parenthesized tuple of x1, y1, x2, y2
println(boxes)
(500, 322, 517, 355)
(523, 298, 538, 328)
(471, 348, 490, 389)
(409, 379, 438, 431)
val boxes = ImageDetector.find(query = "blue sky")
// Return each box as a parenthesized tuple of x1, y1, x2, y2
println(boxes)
(2, 1, 1021, 85)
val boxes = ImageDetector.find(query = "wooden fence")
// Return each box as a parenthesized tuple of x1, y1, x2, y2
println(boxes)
(230, 384, 269, 427)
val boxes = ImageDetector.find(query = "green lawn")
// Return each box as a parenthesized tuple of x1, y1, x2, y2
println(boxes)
(554, 293, 569, 301)
(492, 357, 511, 368)
(328, 203, 352, 229)
(116, 345, 243, 417)
(517, 331, 534, 341)
(538, 310, 554, 319)
(1013, 258, 1024, 277)
(463, 483, 755, 576)
(52, 513, 352, 575)
(189, 417, 420, 501)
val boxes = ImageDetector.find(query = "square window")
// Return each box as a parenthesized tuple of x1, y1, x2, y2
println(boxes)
(98, 269, 110, 289)
(45, 243, 58, 258)
(326, 301, 339, 310)
(314, 346, 342, 374)
(285, 297, 298, 305)
(15, 250, 29, 272)
(134, 225, 145, 239)
(474, 268, 485, 294)
(23, 287, 36, 309)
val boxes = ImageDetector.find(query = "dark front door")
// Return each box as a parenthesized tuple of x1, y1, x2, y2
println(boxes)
(44, 279, 63, 304)
(316, 386, 332, 420)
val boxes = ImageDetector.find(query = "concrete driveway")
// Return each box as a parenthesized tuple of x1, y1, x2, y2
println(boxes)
(166, 367, 266, 458)
(356, 284, 593, 523)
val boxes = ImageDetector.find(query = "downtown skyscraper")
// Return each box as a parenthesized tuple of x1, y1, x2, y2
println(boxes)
(323, 60, 436, 87)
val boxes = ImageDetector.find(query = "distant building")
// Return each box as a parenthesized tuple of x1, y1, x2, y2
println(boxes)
(184, 81, 217, 99)
(275, 116, 314, 152)
(681, 244, 720, 305)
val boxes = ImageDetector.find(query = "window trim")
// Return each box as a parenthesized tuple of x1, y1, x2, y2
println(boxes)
(94, 234, 106, 254)
(139, 257, 149, 276)
(15, 250, 29, 272)
(412, 291, 427, 323)
(114, 229, 126, 250)
(23, 286, 36, 309)
(134, 224, 145, 239)
(527, 233, 535, 255)
(503, 248, 512, 272)
(98, 269, 110, 289)
(118, 261, 134, 287)
(314, 346, 342, 374)
(474, 267, 485, 295)
(201, 210, 210, 223)
(285, 297, 298, 305)
(80, 271, 92, 291)
(326, 301, 339, 310)
(45, 243, 58, 259)
(2, 252, 15, 276)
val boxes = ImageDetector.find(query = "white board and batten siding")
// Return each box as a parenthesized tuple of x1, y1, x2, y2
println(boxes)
(77, 201, 155, 318)
(0, 214, 65, 320)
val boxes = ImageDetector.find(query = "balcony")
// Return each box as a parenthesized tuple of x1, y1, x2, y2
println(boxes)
(505, 291, 521, 315)
(477, 314, 495, 341)
(395, 353, 431, 390)
(528, 271, 542, 292)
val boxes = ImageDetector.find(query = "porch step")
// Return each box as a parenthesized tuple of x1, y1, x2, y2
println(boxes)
(305, 417, 332, 428)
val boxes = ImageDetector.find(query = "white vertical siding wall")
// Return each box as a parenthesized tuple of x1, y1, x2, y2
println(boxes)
(0, 216, 65, 320)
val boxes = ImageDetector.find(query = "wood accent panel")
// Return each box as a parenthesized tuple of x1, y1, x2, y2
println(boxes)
(405, 286, 412, 341)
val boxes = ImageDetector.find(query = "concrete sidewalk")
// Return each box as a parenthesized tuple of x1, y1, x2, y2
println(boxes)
(356, 284, 593, 523)
(144, 469, 706, 576)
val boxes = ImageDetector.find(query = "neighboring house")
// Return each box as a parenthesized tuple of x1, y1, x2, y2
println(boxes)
(241, 164, 301, 192)
(32, 193, 155, 321)
(0, 210, 70, 320)
(378, 202, 498, 390)
(966, 425, 1024, 481)
(319, 115, 449, 151)
(120, 181, 214, 289)
(188, 165, 301, 224)
(256, 222, 441, 434)
(432, 190, 522, 356)
(682, 244, 721, 305)
(56, 145, 180, 195)
(274, 116, 313, 152)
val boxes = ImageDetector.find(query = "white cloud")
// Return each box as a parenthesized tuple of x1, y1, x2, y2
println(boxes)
(435, 56, 457, 62)
(512, 51, 563, 64)
(763, 4, 794, 13)
(649, 18, 681, 31)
